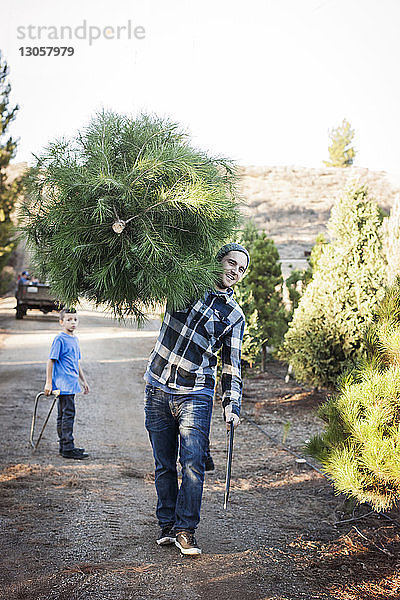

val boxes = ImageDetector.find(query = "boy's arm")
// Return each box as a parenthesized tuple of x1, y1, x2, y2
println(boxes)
(79, 362, 90, 394)
(45, 359, 54, 395)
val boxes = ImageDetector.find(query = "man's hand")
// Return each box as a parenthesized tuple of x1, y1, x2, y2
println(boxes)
(83, 383, 90, 395)
(224, 403, 240, 429)
(44, 382, 52, 396)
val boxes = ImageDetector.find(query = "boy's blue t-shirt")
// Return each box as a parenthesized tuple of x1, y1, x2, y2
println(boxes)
(49, 332, 82, 394)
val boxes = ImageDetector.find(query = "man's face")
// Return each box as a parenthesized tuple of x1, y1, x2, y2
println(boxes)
(60, 313, 79, 334)
(217, 250, 248, 290)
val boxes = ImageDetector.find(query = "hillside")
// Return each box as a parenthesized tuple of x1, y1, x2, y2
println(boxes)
(238, 165, 400, 275)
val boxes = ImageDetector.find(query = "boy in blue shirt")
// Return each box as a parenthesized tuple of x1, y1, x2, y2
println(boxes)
(45, 308, 90, 460)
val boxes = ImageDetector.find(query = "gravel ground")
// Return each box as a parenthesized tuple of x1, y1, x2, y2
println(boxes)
(1, 297, 400, 600)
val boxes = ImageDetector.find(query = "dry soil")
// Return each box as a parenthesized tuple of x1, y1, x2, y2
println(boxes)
(1, 298, 400, 600)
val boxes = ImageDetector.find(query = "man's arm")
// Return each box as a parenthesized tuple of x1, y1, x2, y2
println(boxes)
(45, 359, 54, 396)
(220, 317, 245, 428)
(79, 362, 90, 394)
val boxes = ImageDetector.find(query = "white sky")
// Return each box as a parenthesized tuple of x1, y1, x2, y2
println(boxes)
(2, 0, 400, 182)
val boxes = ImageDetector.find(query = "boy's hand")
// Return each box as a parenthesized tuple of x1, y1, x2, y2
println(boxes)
(83, 383, 90, 395)
(44, 382, 52, 396)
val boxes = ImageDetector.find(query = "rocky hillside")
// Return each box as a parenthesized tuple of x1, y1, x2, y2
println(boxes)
(238, 165, 400, 275)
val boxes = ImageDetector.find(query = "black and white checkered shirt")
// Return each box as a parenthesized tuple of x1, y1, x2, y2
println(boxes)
(144, 288, 245, 415)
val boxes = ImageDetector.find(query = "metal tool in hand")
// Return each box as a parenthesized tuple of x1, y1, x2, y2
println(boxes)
(30, 390, 60, 452)
(223, 420, 235, 509)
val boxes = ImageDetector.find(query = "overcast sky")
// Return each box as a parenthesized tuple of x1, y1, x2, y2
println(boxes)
(2, 0, 400, 182)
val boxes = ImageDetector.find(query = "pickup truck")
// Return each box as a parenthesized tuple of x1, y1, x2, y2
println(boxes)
(15, 283, 62, 319)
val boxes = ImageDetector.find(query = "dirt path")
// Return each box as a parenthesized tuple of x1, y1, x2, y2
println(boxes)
(1, 297, 400, 600)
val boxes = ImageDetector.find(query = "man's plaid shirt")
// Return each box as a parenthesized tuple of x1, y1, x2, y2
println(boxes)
(144, 288, 245, 415)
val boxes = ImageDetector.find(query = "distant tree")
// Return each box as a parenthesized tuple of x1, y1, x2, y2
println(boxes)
(237, 221, 287, 370)
(324, 118, 356, 167)
(307, 282, 400, 511)
(280, 185, 386, 387)
(0, 51, 20, 272)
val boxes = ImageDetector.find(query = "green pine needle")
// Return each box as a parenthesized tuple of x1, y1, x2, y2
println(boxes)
(307, 280, 400, 511)
(19, 111, 242, 319)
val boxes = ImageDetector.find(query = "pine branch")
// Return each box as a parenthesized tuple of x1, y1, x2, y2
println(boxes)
(19, 111, 241, 319)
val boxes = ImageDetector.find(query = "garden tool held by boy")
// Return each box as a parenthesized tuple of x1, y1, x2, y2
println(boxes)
(30, 389, 60, 452)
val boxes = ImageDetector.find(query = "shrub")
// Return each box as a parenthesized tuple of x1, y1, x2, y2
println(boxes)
(0, 265, 15, 295)
(237, 221, 287, 369)
(307, 281, 400, 511)
(280, 184, 386, 387)
(285, 233, 327, 317)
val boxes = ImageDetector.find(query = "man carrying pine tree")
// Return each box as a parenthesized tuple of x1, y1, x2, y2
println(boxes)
(144, 243, 250, 555)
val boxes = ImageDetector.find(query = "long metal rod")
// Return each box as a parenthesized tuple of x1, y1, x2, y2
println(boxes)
(223, 421, 234, 510)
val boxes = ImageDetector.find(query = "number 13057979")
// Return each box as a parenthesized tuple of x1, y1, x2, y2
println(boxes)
(19, 47, 75, 56)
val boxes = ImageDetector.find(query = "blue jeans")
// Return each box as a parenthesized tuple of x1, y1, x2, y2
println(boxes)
(144, 384, 213, 532)
(57, 394, 75, 452)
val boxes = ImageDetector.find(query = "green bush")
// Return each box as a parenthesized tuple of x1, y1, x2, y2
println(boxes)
(383, 195, 400, 285)
(237, 221, 287, 369)
(280, 184, 386, 387)
(0, 265, 15, 295)
(307, 282, 400, 511)
(285, 233, 327, 317)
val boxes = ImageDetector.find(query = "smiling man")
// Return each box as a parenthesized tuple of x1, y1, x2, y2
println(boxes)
(144, 243, 249, 556)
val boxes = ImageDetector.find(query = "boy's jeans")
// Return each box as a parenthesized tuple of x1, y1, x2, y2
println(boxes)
(57, 394, 75, 452)
(144, 384, 213, 532)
